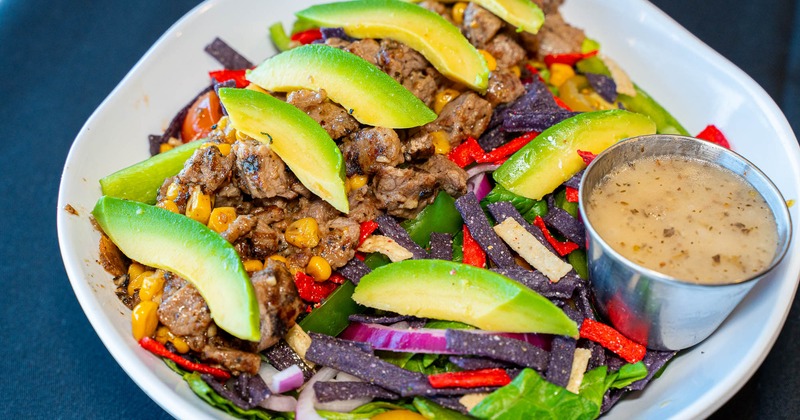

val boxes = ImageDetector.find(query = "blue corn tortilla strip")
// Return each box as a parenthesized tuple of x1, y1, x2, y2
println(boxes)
(262, 340, 316, 381)
(313, 381, 399, 403)
(319, 27, 355, 42)
(449, 355, 511, 371)
(501, 110, 580, 133)
(487, 201, 560, 256)
(148, 84, 214, 156)
(347, 313, 426, 326)
(376, 215, 429, 259)
(585, 73, 618, 103)
(544, 196, 585, 246)
(305, 333, 497, 397)
(338, 258, 371, 285)
(204, 37, 253, 70)
(491, 267, 581, 299)
(201, 373, 271, 410)
(454, 193, 516, 268)
(213, 79, 236, 116)
(600, 350, 677, 414)
(546, 336, 577, 388)
(429, 232, 453, 260)
(430, 397, 470, 415)
(445, 329, 549, 371)
(562, 170, 584, 190)
(573, 281, 596, 321)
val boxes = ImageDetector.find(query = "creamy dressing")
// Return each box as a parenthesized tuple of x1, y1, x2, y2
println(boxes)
(587, 156, 778, 284)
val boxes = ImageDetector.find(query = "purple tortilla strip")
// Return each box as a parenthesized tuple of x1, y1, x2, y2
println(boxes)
(262, 340, 316, 381)
(430, 397, 470, 414)
(376, 215, 429, 259)
(501, 110, 580, 133)
(573, 281, 596, 321)
(477, 125, 515, 151)
(585, 73, 618, 103)
(491, 267, 580, 299)
(546, 336, 576, 388)
(454, 193, 515, 268)
(429, 232, 453, 260)
(584, 341, 607, 371)
(625, 350, 677, 392)
(149, 84, 215, 155)
(449, 356, 511, 370)
(445, 329, 549, 371)
(486, 201, 559, 256)
(201, 373, 270, 410)
(204, 37, 253, 70)
(213, 79, 236, 116)
(562, 170, 584, 190)
(320, 27, 356, 42)
(314, 381, 399, 403)
(543, 196, 585, 246)
(347, 313, 425, 326)
(338, 258, 371, 285)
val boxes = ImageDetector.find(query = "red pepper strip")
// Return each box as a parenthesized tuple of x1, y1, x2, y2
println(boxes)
(462, 225, 486, 268)
(290, 28, 322, 45)
(533, 216, 579, 256)
(576, 150, 597, 165)
(565, 186, 580, 203)
(553, 96, 573, 111)
(329, 273, 346, 285)
(139, 337, 231, 380)
(429, 368, 511, 389)
(544, 50, 598, 67)
(475, 132, 538, 163)
(208, 69, 250, 88)
(695, 124, 731, 149)
(294, 271, 337, 303)
(447, 137, 485, 168)
(579, 318, 646, 363)
(358, 220, 379, 247)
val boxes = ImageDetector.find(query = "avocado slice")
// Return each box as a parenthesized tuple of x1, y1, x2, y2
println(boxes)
(295, 0, 489, 92)
(99, 140, 203, 205)
(409, 0, 545, 34)
(352, 259, 579, 337)
(493, 110, 656, 200)
(92, 196, 260, 342)
(218, 88, 349, 213)
(247, 44, 436, 129)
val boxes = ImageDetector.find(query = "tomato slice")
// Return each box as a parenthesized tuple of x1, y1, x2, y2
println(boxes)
(182, 91, 223, 142)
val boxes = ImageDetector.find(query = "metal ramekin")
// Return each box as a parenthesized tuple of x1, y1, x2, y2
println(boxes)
(579, 135, 792, 350)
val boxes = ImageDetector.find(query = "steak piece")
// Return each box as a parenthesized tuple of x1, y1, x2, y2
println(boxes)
(317, 217, 360, 269)
(520, 12, 585, 59)
(250, 260, 305, 351)
(157, 282, 212, 337)
(485, 34, 526, 69)
(286, 89, 359, 139)
(373, 165, 437, 219)
(178, 144, 235, 193)
(201, 344, 262, 375)
(378, 39, 439, 106)
(341, 127, 404, 176)
(344, 39, 381, 65)
(485, 69, 525, 107)
(462, 3, 503, 47)
(430, 92, 493, 148)
(232, 139, 299, 200)
(417, 154, 467, 198)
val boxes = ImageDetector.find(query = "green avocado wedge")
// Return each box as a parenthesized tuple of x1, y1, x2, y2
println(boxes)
(218, 88, 349, 213)
(352, 259, 579, 337)
(493, 110, 656, 200)
(295, 0, 489, 92)
(92, 196, 260, 342)
(246, 44, 436, 129)
(407, 0, 545, 34)
(99, 140, 203, 205)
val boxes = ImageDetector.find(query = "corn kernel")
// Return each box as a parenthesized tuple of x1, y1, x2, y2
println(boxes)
(348, 174, 368, 191)
(185, 186, 212, 224)
(509, 65, 521, 78)
(549, 63, 575, 87)
(243, 259, 264, 272)
(452, 2, 468, 25)
(306, 256, 332, 282)
(208, 207, 237, 233)
(285, 217, 320, 248)
(216, 143, 232, 156)
(155, 326, 173, 344)
(215, 115, 229, 132)
(131, 301, 159, 340)
(478, 50, 497, 72)
(139, 271, 166, 302)
(165, 182, 181, 201)
(171, 336, 190, 353)
(159, 143, 174, 154)
(128, 270, 155, 296)
(269, 254, 288, 264)
(157, 200, 180, 214)
(245, 83, 269, 94)
(431, 131, 451, 155)
(434, 88, 461, 114)
(127, 262, 146, 281)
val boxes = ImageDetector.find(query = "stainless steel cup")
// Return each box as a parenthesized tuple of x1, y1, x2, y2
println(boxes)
(579, 135, 792, 351)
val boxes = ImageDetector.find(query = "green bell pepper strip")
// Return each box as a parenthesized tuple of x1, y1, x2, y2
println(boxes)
(268, 23, 292, 52)
(576, 56, 689, 136)
(298, 280, 363, 336)
(400, 191, 463, 248)
(99, 140, 203, 205)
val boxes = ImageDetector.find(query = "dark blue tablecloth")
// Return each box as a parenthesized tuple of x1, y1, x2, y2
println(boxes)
(2, 0, 797, 418)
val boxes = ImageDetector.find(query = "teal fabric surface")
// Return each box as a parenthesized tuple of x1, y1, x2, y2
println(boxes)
(1, 0, 797, 418)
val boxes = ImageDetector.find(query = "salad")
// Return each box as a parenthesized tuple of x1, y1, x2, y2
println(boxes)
(92, 0, 733, 418)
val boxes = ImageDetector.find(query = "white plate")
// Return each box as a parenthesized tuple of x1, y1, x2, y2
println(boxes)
(57, 0, 800, 418)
